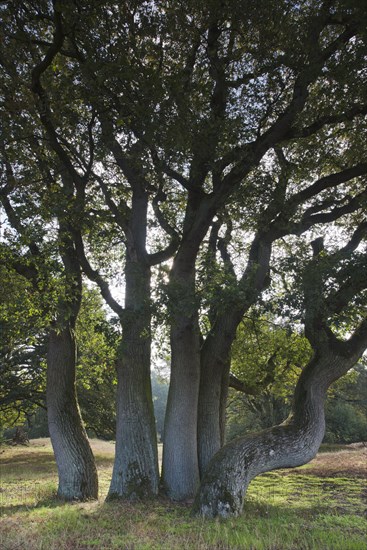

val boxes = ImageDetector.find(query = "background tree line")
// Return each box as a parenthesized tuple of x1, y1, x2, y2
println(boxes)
(2, 282, 365, 445)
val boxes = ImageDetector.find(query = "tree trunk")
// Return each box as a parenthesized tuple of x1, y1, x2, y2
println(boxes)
(197, 357, 230, 478)
(198, 305, 258, 475)
(161, 260, 201, 500)
(108, 259, 159, 499)
(47, 326, 98, 500)
(198, 324, 235, 477)
(198, 237, 272, 475)
(193, 348, 360, 517)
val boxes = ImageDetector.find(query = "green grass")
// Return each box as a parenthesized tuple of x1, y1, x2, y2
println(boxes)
(1, 440, 366, 549)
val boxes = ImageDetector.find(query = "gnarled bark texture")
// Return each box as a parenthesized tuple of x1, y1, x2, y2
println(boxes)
(47, 326, 98, 500)
(194, 345, 364, 517)
(108, 258, 159, 499)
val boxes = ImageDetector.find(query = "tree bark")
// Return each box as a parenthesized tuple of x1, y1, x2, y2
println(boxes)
(197, 237, 272, 475)
(161, 258, 201, 500)
(108, 258, 159, 499)
(198, 312, 241, 476)
(193, 346, 363, 517)
(47, 326, 98, 500)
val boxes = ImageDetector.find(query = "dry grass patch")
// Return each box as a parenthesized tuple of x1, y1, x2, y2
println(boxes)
(289, 445, 367, 478)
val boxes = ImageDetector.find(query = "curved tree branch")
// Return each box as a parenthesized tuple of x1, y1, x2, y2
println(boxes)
(73, 229, 125, 318)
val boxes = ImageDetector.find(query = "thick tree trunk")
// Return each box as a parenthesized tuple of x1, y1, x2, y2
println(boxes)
(198, 308, 246, 475)
(193, 348, 360, 517)
(161, 317, 201, 499)
(198, 324, 235, 476)
(108, 260, 159, 499)
(197, 357, 230, 477)
(161, 260, 201, 500)
(198, 238, 272, 475)
(47, 326, 98, 500)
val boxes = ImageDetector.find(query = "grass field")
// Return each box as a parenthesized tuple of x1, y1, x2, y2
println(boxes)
(0, 439, 366, 549)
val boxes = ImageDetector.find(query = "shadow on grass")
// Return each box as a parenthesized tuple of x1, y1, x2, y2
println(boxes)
(245, 472, 365, 516)
(94, 455, 115, 467)
(242, 500, 325, 524)
(318, 443, 353, 453)
(0, 491, 109, 517)
(0, 493, 66, 516)
(2, 491, 366, 550)
(0, 452, 56, 467)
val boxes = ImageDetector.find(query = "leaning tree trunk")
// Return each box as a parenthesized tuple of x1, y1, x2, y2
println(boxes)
(47, 326, 98, 500)
(193, 347, 360, 517)
(108, 259, 159, 499)
(198, 237, 272, 476)
(161, 260, 201, 500)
